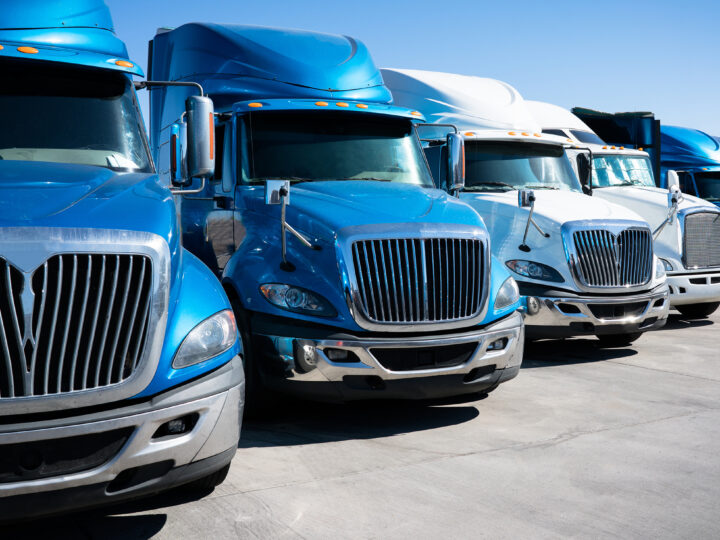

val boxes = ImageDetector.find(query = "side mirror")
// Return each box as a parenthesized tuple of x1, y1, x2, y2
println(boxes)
(446, 133, 465, 194)
(186, 95, 215, 178)
(265, 179, 290, 205)
(518, 189, 536, 208)
(667, 170, 681, 193)
(169, 123, 189, 187)
(576, 153, 592, 195)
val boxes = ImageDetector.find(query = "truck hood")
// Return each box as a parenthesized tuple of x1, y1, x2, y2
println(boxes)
(0, 161, 179, 257)
(242, 180, 483, 241)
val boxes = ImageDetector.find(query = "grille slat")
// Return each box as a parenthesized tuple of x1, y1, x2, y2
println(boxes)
(352, 237, 485, 324)
(572, 228, 652, 288)
(684, 212, 720, 269)
(0, 253, 153, 399)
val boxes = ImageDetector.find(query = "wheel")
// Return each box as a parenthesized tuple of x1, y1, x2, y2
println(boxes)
(182, 463, 230, 493)
(226, 289, 280, 418)
(676, 302, 720, 319)
(596, 332, 643, 347)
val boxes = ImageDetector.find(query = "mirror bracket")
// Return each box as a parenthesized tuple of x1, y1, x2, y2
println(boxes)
(518, 190, 549, 252)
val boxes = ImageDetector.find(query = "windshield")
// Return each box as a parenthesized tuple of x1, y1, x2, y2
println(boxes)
(463, 141, 580, 192)
(242, 111, 434, 186)
(571, 130, 605, 145)
(592, 155, 655, 187)
(0, 58, 151, 172)
(694, 172, 720, 202)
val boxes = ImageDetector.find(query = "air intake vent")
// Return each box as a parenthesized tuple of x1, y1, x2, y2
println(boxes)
(683, 212, 720, 269)
(351, 238, 485, 324)
(0, 254, 153, 399)
(572, 228, 652, 288)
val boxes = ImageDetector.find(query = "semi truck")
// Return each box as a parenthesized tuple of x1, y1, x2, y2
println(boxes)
(0, 1, 243, 519)
(382, 69, 669, 346)
(148, 24, 524, 403)
(528, 101, 720, 318)
(571, 109, 720, 207)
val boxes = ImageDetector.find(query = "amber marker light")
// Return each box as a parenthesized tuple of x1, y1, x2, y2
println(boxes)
(508, 131, 516, 136)
(18, 46, 38, 54)
(315, 101, 328, 106)
(336, 102, 349, 107)
(410, 110, 422, 116)
(0, 45, 4, 50)
(356, 103, 368, 109)
(248, 102, 263, 108)
(521, 132, 529, 136)
(533, 133, 541, 137)
(115, 60, 133, 68)
(464, 132, 475, 137)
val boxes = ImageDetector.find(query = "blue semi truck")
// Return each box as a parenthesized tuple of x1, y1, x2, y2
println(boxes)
(572, 109, 720, 206)
(0, 1, 243, 519)
(148, 24, 524, 403)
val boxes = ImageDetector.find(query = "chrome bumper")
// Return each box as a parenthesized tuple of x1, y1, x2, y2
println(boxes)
(0, 356, 244, 503)
(524, 286, 669, 338)
(668, 271, 720, 306)
(257, 311, 524, 400)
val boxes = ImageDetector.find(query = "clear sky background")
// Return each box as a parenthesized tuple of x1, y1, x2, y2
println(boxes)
(109, 0, 720, 135)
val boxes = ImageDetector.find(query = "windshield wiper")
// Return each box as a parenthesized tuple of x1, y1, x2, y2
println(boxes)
(463, 182, 515, 192)
(334, 177, 392, 182)
(523, 185, 559, 190)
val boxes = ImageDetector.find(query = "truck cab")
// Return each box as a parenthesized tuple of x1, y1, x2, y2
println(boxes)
(148, 24, 524, 403)
(383, 69, 669, 346)
(528, 101, 720, 319)
(0, 1, 243, 519)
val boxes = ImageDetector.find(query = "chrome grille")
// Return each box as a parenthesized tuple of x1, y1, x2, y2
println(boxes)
(351, 238, 485, 324)
(0, 254, 153, 399)
(684, 212, 720, 269)
(572, 228, 652, 288)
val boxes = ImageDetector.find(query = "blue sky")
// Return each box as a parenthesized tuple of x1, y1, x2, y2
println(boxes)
(109, 0, 720, 135)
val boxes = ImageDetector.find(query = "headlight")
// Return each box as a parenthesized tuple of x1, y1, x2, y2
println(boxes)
(655, 258, 667, 280)
(495, 276, 520, 310)
(660, 258, 673, 272)
(260, 283, 337, 317)
(173, 310, 237, 369)
(506, 260, 564, 283)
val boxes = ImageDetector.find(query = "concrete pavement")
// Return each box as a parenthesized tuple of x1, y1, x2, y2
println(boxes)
(7, 311, 720, 539)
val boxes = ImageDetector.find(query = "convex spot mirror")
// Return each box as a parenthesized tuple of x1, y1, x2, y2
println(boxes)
(265, 180, 291, 205)
(186, 95, 215, 179)
(667, 170, 681, 208)
(446, 133, 465, 194)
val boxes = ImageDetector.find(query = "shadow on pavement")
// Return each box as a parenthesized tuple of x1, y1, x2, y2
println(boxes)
(2, 513, 167, 540)
(661, 313, 715, 331)
(241, 397, 482, 448)
(521, 337, 639, 368)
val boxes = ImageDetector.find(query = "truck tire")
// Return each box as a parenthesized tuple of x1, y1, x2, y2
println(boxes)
(676, 302, 720, 319)
(227, 292, 280, 418)
(596, 332, 642, 347)
(182, 463, 231, 493)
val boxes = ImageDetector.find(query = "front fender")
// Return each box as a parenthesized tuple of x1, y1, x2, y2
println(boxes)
(134, 248, 241, 398)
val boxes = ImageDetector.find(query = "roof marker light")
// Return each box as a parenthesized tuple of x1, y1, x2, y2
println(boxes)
(17, 46, 38, 54)
(410, 111, 422, 116)
(508, 131, 516, 136)
(566, 138, 573, 142)
(248, 102, 263, 108)
(464, 131, 475, 137)
(639, 147, 644, 151)
(533, 133, 541, 137)
(315, 101, 328, 107)
(610, 146, 616, 149)
(115, 60, 134, 68)
(602, 146, 608, 149)
(620, 146, 625, 149)
(356, 103, 368, 109)
(521, 132, 529, 136)
(336, 102, 349, 107)
(0, 45, 4, 50)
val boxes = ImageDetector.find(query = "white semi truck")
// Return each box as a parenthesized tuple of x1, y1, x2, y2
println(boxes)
(528, 100, 720, 318)
(382, 69, 669, 345)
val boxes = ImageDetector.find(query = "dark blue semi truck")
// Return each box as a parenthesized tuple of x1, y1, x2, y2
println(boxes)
(0, 1, 243, 519)
(148, 24, 525, 404)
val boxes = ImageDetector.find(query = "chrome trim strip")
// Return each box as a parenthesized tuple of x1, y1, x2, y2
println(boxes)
(0, 228, 170, 415)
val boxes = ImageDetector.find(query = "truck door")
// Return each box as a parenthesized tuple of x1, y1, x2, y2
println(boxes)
(204, 120, 238, 274)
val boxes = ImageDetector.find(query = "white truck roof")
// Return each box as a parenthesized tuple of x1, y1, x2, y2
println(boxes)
(381, 68, 541, 132)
